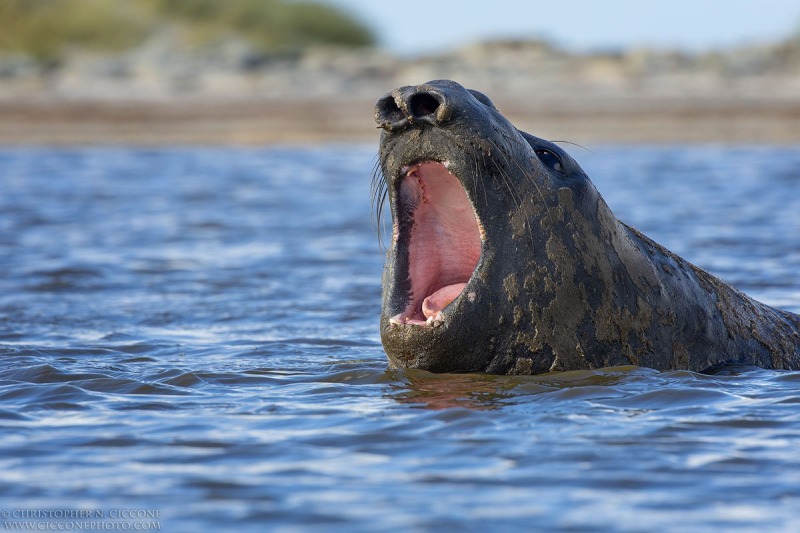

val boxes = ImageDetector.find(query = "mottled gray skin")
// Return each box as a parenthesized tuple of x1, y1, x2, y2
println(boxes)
(374, 79, 800, 375)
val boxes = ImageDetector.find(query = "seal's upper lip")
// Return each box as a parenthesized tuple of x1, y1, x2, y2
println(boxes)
(389, 160, 484, 327)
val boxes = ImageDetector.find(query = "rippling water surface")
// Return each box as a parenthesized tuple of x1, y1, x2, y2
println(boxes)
(1, 145, 799, 532)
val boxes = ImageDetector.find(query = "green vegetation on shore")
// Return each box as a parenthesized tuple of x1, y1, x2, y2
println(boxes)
(0, 0, 375, 62)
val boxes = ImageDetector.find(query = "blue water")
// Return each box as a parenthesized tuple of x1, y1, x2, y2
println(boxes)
(1, 145, 799, 532)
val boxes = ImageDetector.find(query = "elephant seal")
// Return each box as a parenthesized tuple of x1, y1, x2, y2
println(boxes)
(372, 79, 800, 375)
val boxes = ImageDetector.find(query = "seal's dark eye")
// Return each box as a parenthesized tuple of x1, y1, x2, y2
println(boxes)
(535, 149, 563, 173)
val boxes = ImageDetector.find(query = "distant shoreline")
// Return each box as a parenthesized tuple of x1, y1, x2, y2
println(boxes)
(2, 94, 799, 145)
(3, 37, 800, 145)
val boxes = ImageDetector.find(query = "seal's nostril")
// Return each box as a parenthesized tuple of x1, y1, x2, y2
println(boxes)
(409, 93, 440, 119)
(375, 94, 406, 129)
(381, 96, 402, 118)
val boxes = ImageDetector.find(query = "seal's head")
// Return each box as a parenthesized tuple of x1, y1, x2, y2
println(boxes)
(374, 80, 615, 374)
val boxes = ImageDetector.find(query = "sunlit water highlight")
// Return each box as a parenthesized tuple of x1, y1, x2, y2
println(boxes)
(0, 145, 799, 532)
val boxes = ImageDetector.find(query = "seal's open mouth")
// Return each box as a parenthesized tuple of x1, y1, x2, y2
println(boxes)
(390, 161, 483, 326)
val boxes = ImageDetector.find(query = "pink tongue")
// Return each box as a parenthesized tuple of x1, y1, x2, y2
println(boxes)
(422, 283, 467, 319)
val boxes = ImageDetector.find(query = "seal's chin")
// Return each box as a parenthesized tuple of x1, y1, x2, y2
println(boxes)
(390, 161, 483, 327)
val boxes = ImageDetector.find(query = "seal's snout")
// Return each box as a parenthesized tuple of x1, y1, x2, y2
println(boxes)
(374, 85, 453, 132)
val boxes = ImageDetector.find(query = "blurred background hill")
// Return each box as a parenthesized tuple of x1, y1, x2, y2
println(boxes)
(1, 0, 799, 144)
(0, 0, 374, 61)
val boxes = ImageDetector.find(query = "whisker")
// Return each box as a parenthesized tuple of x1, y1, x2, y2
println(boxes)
(484, 136, 538, 252)
(496, 129, 559, 232)
(552, 140, 593, 154)
(475, 148, 487, 209)
(370, 155, 390, 253)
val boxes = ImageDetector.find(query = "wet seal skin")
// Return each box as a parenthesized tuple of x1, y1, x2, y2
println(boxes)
(372, 79, 800, 375)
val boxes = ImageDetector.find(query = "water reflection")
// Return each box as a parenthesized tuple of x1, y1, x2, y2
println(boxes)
(392, 370, 512, 409)
(392, 366, 649, 410)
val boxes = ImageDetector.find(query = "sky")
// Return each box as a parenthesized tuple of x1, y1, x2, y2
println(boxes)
(321, 0, 800, 55)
